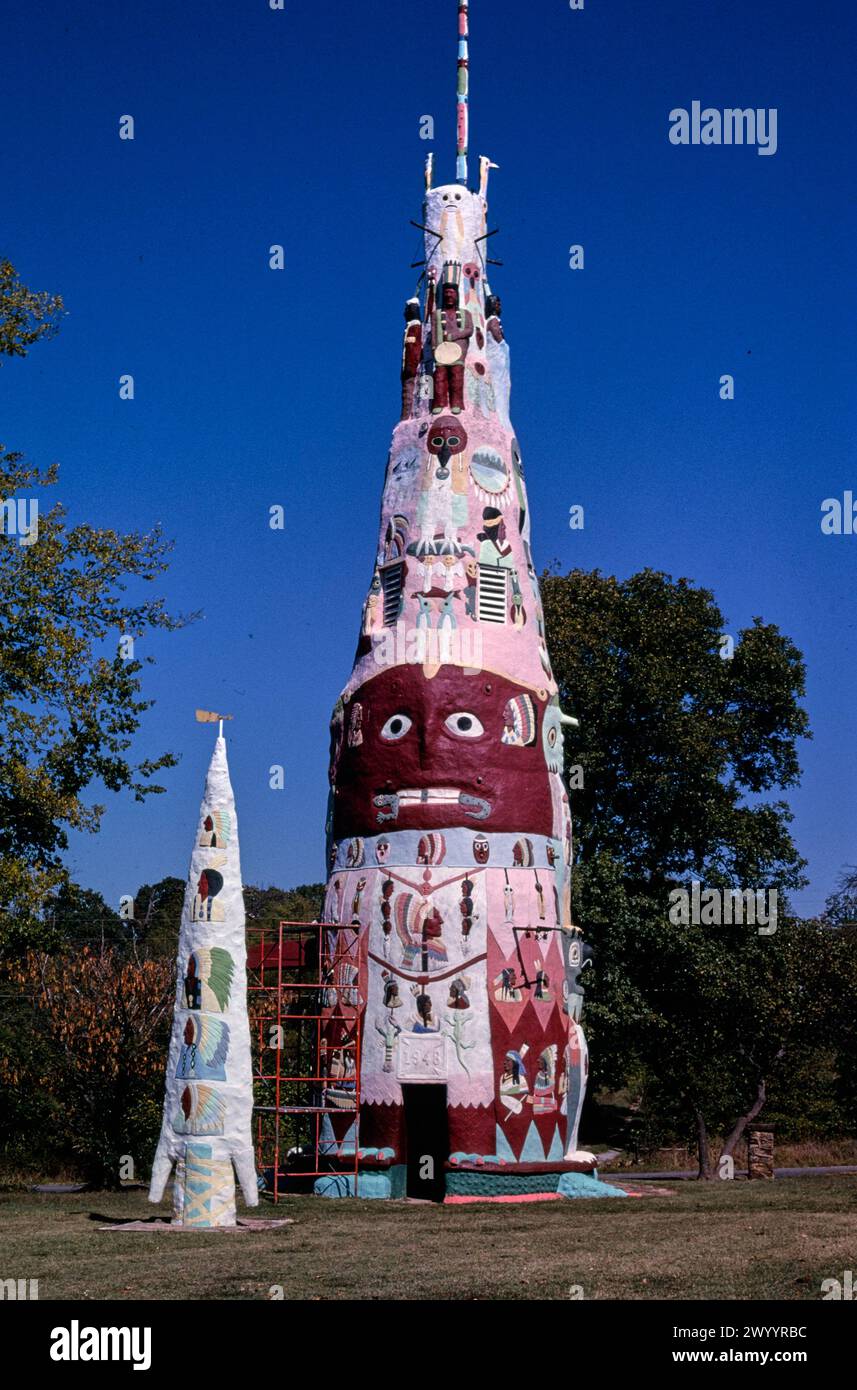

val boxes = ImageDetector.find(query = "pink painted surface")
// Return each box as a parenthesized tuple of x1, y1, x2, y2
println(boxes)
(320, 170, 592, 1174)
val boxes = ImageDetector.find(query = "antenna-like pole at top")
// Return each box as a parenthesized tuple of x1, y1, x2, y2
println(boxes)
(456, 0, 470, 185)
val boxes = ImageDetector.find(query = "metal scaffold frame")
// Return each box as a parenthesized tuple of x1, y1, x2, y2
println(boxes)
(247, 921, 363, 1201)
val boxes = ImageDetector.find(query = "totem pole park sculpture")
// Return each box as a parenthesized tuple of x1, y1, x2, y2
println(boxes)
(149, 730, 258, 1226)
(319, 0, 599, 1201)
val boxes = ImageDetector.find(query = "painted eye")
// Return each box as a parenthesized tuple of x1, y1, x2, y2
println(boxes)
(445, 712, 484, 738)
(380, 714, 412, 741)
(447, 435, 461, 448)
(431, 435, 445, 448)
(547, 727, 558, 748)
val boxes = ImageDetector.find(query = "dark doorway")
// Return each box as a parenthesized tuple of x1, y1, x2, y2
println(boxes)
(402, 1084, 449, 1202)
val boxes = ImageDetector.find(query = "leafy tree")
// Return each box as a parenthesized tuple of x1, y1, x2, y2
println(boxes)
(576, 854, 851, 1175)
(0, 875, 328, 1181)
(131, 877, 187, 958)
(5, 945, 173, 1186)
(0, 259, 64, 361)
(0, 449, 183, 937)
(819, 874, 857, 1130)
(640, 915, 842, 1176)
(822, 866, 857, 928)
(543, 568, 820, 1172)
(0, 261, 187, 941)
(0, 963, 65, 1177)
(543, 568, 809, 891)
(244, 882, 325, 930)
(128, 879, 328, 960)
(39, 881, 127, 951)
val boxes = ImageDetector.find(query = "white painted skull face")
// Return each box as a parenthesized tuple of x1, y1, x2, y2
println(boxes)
(375, 839, 390, 865)
(542, 702, 565, 775)
(425, 185, 487, 271)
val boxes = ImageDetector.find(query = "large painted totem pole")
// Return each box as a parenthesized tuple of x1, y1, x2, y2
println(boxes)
(321, 0, 595, 1200)
(149, 733, 258, 1225)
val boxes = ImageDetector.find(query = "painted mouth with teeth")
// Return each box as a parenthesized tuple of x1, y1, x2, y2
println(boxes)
(331, 667, 554, 838)
(374, 789, 491, 823)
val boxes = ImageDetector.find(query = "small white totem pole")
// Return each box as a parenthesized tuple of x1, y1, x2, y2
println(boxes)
(149, 728, 258, 1226)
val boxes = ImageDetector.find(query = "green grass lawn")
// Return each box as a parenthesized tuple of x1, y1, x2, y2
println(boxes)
(1, 1177, 855, 1300)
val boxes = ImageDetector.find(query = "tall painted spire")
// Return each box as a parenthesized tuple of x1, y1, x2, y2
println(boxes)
(456, 0, 470, 185)
(149, 734, 258, 1226)
(313, 0, 607, 1203)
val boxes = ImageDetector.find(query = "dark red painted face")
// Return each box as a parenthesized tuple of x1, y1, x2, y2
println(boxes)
(332, 666, 552, 837)
(427, 417, 467, 457)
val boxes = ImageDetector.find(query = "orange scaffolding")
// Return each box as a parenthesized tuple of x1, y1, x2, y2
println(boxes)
(247, 921, 363, 1200)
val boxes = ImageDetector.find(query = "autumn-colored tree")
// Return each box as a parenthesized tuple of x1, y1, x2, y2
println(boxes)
(0, 877, 330, 1181)
(4, 947, 173, 1185)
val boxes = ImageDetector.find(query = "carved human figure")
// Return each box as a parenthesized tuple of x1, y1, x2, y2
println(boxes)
(400, 298, 423, 420)
(484, 290, 511, 429)
(477, 507, 514, 566)
(485, 292, 504, 343)
(432, 266, 474, 415)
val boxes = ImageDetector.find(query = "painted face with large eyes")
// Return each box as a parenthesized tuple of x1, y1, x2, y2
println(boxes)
(427, 418, 467, 456)
(332, 666, 553, 837)
(426, 185, 486, 239)
(541, 700, 565, 775)
(427, 417, 467, 476)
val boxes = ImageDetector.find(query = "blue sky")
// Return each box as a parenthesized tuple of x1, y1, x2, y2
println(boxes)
(2, 0, 855, 917)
